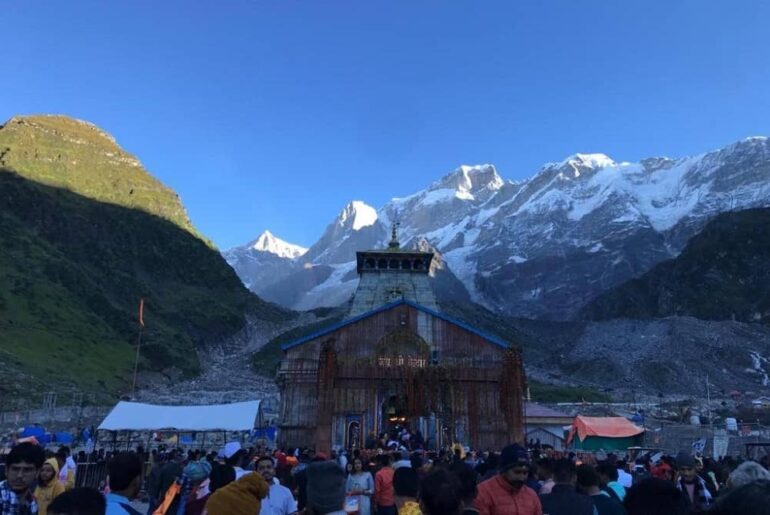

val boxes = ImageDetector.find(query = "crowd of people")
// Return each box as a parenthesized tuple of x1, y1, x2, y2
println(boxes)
(2, 439, 770, 515)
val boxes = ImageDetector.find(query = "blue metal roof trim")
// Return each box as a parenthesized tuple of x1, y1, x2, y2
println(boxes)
(281, 299, 511, 351)
(400, 299, 511, 349)
(281, 299, 408, 351)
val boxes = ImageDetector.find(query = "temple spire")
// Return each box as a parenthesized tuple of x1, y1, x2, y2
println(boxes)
(388, 221, 401, 249)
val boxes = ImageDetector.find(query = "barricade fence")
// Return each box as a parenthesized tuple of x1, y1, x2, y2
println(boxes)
(75, 462, 108, 490)
(641, 421, 770, 457)
(0, 406, 111, 425)
(74, 461, 153, 491)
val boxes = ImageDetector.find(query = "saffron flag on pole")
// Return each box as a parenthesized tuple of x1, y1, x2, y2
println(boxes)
(139, 298, 145, 327)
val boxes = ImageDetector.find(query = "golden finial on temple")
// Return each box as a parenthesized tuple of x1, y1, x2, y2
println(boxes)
(388, 220, 401, 249)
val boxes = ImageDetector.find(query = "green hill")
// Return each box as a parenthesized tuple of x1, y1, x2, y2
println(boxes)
(581, 208, 770, 323)
(0, 116, 290, 404)
(0, 115, 198, 237)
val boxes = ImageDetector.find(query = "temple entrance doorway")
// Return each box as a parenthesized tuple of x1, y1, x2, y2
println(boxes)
(379, 393, 444, 449)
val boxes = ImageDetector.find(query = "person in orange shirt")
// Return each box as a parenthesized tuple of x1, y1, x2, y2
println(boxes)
(474, 444, 542, 515)
(374, 454, 396, 515)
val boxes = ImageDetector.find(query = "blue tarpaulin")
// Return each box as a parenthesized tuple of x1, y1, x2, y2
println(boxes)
(55, 432, 73, 444)
(21, 426, 45, 438)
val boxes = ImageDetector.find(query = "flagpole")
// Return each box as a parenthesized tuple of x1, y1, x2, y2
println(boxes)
(131, 298, 145, 399)
(131, 326, 143, 399)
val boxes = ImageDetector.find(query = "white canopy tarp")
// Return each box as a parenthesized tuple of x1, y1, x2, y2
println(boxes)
(98, 400, 262, 431)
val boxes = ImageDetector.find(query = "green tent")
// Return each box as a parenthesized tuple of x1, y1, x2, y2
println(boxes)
(567, 416, 644, 451)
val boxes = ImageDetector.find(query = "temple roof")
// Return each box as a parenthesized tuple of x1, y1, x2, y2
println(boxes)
(281, 298, 511, 351)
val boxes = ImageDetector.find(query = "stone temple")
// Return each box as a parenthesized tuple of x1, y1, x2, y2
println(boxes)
(277, 225, 526, 453)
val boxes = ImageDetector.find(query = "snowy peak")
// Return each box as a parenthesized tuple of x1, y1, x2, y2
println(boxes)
(717, 136, 769, 160)
(391, 164, 504, 208)
(249, 230, 307, 259)
(544, 153, 617, 177)
(558, 153, 616, 169)
(336, 201, 378, 231)
(435, 164, 504, 196)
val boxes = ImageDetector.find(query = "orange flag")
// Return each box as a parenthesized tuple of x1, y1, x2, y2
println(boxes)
(139, 298, 145, 327)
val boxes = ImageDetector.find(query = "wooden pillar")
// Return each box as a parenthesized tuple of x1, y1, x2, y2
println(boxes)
(500, 348, 526, 445)
(315, 342, 337, 455)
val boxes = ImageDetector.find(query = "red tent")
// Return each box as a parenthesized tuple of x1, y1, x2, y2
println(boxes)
(566, 416, 644, 450)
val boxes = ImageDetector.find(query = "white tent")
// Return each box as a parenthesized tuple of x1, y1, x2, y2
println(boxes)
(97, 400, 262, 432)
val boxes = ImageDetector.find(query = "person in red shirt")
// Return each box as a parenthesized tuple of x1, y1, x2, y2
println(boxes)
(474, 444, 542, 515)
(374, 454, 397, 515)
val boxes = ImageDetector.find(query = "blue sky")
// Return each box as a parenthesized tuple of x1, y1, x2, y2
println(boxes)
(2, 1, 769, 249)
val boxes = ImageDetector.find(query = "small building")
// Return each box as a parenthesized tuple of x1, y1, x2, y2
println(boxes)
(525, 403, 573, 450)
(277, 226, 527, 453)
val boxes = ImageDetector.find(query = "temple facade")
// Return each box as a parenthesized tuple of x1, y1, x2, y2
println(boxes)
(276, 227, 526, 452)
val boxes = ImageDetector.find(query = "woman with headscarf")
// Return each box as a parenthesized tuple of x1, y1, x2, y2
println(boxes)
(182, 460, 214, 515)
(153, 459, 213, 515)
(36, 457, 66, 515)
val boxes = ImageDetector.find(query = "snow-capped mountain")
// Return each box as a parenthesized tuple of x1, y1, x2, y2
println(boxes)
(226, 136, 770, 319)
(247, 230, 307, 259)
(222, 230, 307, 291)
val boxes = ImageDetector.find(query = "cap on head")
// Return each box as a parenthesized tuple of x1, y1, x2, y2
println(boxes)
(676, 451, 696, 468)
(499, 444, 530, 470)
(184, 460, 213, 482)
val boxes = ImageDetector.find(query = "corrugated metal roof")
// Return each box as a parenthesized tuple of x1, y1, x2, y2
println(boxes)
(525, 402, 573, 418)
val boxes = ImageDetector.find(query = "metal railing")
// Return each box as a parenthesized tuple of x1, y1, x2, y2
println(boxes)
(0, 406, 111, 427)
(74, 462, 109, 489)
(74, 461, 153, 491)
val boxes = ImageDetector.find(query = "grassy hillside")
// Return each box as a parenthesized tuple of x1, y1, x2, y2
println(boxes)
(581, 208, 770, 322)
(0, 169, 289, 403)
(0, 115, 198, 237)
(0, 115, 291, 404)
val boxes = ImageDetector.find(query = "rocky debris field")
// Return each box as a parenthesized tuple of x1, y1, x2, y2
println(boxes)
(528, 316, 770, 397)
(136, 311, 322, 407)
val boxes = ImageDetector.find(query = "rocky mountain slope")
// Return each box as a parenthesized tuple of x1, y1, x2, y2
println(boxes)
(582, 208, 770, 323)
(0, 115, 291, 403)
(227, 137, 770, 320)
(524, 316, 770, 398)
(435, 301, 770, 398)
